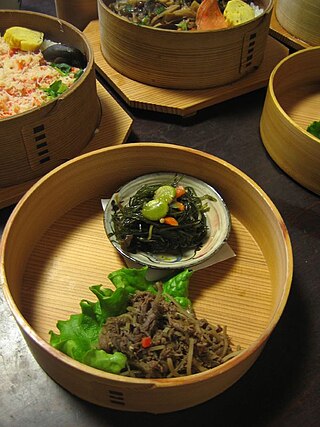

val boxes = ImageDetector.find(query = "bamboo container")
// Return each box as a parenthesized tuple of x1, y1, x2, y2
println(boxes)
(260, 47, 320, 195)
(0, 10, 100, 188)
(1, 143, 293, 413)
(98, 0, 274, 89)
(55, 0, 98, 31)
(275, 0, 320, 46)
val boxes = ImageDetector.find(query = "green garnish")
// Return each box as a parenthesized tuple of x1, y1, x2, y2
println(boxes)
(74, 69, 84, 80)
(50, 62, 72, 75)
(140, 16, 151, 26)
(49, 267, 193, 373)
(176, 20, 189, 31)
(155, 5, 166, 14)
(49, 63, 83, 80)
(307, 120, 320, 139)
(42, 80, 68, 99)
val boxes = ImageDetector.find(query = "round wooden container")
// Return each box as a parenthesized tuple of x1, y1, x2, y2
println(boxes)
(55, 0, 98, 31)
(98, 0, 274, 89)
(0, 10, 100, 188)
(275, 0, 320, 46)
(1, 143, 293, 413)
(260, 47, 320, 195)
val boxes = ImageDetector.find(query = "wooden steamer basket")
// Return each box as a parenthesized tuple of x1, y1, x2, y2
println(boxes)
(1, 143, 293, 413)
(260, 47, 320, 195)
(275, 0, 320, 46)
(55, 0, 98, 31)
(0, 10, 100, 188)
(98, 0, 274, 89)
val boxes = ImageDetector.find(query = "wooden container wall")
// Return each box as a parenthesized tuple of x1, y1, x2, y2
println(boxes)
(98, 0, 273, 89)
(0, 10, 100, 188)
(1, 143, 292, 413)
(260, 47, 320, 195)
(55, 0, 98, 31)
(275, 0, 320, 46)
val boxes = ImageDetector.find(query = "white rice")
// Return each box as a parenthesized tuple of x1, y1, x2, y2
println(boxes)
(250, 2, 264, 17)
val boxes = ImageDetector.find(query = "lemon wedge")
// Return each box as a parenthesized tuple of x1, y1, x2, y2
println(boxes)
(223, 0, 255, 26)
(4, 26, 44, 51)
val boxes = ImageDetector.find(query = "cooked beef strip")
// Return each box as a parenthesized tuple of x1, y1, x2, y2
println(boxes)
(98, 289, 233, 378)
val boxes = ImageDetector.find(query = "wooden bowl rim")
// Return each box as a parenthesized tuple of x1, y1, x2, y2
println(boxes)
(0, 9, 95, 123)
(268, 46, 320, 145)
(98, 0, 274, 35)
(0, 142, 293, 386)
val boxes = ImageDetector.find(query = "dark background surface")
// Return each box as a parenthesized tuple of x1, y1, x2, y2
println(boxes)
(0, 1, 319, 426)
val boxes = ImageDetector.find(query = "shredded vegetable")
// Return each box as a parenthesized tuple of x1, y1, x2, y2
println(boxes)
(100, 286, 240, 378)
(49, 267, 241, 378)
(107, 0, 264, 31)
(109, 175, 216, 254)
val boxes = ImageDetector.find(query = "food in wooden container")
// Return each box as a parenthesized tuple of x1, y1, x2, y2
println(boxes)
(98, 0, 273, 89)
(260, 47, 320, 195)
(50, 267, 241, 378)
(0, 143, 293, 412)
(0, 10, 100, 188)
(108, 0, 264, 30)
(0, 26, 87, 119)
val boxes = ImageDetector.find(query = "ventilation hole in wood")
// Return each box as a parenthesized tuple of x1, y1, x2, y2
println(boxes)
(109, 390, 125, 406)
(248, 47, 254, 54)
(36, 141, 47, 149)
(249, 41, 255, 48)
(249, 33, 257, 40)
(246, 61, 252, 67)
(39, 156, 50, 164)
(38, 149, 49, 156)
(33, 124, 45, 133)
(246, 54, 253, 61)
(35, 133, 46, 142)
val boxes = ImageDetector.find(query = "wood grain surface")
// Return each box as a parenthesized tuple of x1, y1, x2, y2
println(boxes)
(260, 48, 320, 195)
(0, 82, 133, 209)
(269, 0, 311, 50)
(84, 20, 288, 116)
(1, 143, 292, 412)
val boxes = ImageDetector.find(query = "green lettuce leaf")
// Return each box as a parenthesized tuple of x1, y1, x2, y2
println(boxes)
(162, 269, 193, 309)
(108, 265, 157, 294)
(49, 267, 193, 374)
(49, 283, 130, 373)
(307, 120, 320, 139)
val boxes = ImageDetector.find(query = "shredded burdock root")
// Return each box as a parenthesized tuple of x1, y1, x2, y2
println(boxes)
(98, 286, 241, 378)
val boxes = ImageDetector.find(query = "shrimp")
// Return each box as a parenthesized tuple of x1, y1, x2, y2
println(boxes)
(196, 0, 228, 30)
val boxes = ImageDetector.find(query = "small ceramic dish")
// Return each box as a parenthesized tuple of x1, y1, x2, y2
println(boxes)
(104, 172, 231, 275)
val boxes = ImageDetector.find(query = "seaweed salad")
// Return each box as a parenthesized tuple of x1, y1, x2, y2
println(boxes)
(108, 175, 216, 255)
